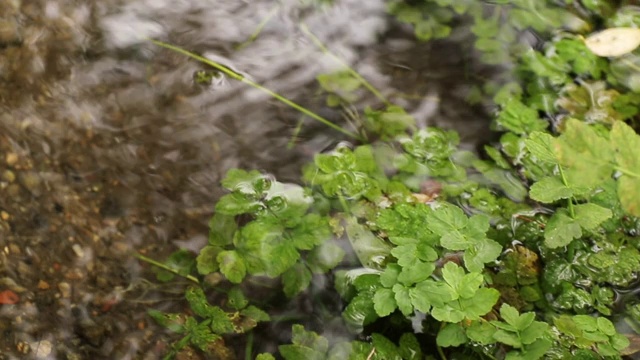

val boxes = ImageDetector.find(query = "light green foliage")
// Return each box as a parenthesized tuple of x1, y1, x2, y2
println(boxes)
(428, 203, 502, 272)
(397, 127, 460, 178)
(495, 99, 548, 135)
(305, 145, 383, 200)
(317, 70, 362, 106)
(554, 315, 630, 357)
(154, 249, 196, 282)
(149, 287, 269, 358)
(363, 106, 416, 140)
(278, 325, 329, 360)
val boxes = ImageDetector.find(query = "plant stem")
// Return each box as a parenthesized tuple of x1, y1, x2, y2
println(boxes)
(557, 165, 575, 218)
(133, 252, 200, 284)
(245, 331, 254, 360)
(150, 40, 363, 141)
(235, 5, 279, 50)
(299, 23, 391, 106)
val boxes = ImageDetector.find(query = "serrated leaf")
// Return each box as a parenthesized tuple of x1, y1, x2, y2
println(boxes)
(494, 329, 523, 348)
(456, 272, 484, 299)
(196, 245, 222, 275)
(459, 287, 500, 320)
(529, 176, 573, 203)
(409, 284, 432, 313)
(520, 322, 549, 345)
(467, 321, 497, 344)
(428, 203, 468, 235)
(371, 333, 402, 360)
(573, 203, 613, 230)
(307, 241, 345, 273)
(610, 121, 640, 216)
(398, 333, 423, 360)
(585, 28, 640, 57)
(555, 119, 615, 189)
(525, 132, 557, 164)
(437, 323, 468, 347)
(241, 305, 270, 322)
(291, 324, 329, 353)
(496, 99, 548, 135)
(393, 283, 414, 316)
(374, 288, 397, 317)
(464, 238, 503, 273)
(397, 259, 435, 285)
(217, 250, 246, 283)
(282, 263, 312, 298)
(215, 192, 262, 216)
(544, 211, 582, 248)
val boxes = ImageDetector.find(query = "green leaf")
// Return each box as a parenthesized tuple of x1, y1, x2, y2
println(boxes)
(437, 323, 468, 347)
(456, 271, 484, 299)
(256, 354, 276, 360)
(398, 333, 423, 360)
(371, 333, 402, 360)
(196, 245, 222, 275)
(529, 176, 573, 203)
(555, 119, 614, 189)
(345, 218, 391, 269)
(148, 310, 186, 333)
(496, 99, 548, 135)
(525, 132, 557, 164)
(374, 288, 397, 317)
(494, 329, 522, 348)
(428, 203, 468, 235)
(217, 250, 246, 283)
(282, 263, 313, 298)
(393, 283, 414, 316)
(291, 324, 329, 353)
(408, 284, 432, 313)
(208, 213, 237, 246)
(618, 176, 640, 218)
(459, 287, 500, 320)
(544, 211, 582, 248)
(464, 238, 503, 273)
(288, 214, 332, 251)
(215, 192, 262, 215)
(240, 305, 270, 322)
(466, 321, 497, 345)
(307, 241, 345, 273)
(520, 322, 549, 345)
(573, 203, 613, 231)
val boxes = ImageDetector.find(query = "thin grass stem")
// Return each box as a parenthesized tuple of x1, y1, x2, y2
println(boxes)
(133, 252, 200, 284)
(299, 23, 391, 106)
(150, 40, 362, 141)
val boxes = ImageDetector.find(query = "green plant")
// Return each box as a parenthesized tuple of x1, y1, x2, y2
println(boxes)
(139, 2, 640, 359)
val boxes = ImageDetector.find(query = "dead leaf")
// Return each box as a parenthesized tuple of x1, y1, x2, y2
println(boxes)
(585, 27, 640, 57)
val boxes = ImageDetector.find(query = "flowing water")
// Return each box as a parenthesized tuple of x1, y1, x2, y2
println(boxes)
(0, 1, 500, 358)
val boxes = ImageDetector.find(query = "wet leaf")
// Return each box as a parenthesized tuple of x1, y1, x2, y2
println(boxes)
(585, 28, 640, 57)
(437, 323, 468, 347)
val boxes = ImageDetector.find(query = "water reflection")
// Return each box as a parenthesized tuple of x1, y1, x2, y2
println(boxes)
(0, 0, 496, 358)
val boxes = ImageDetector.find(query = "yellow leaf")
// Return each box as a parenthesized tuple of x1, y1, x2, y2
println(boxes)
(584, 28, 640, 57)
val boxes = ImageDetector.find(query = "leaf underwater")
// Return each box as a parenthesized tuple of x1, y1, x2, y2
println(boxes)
(585, 28, 640, 57)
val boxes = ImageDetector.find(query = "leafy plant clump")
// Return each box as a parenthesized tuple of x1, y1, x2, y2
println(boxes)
(143, 1, 640, 359)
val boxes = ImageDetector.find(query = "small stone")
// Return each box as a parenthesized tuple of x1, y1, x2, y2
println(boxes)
(2, 170, 15, 182)
(37, 280, 50, 290)
(0, 19, 20, 44)
(71, 244, 84, 258)
(58, 282, 71, 298)
(5, 153, 18, 166)
(18, 171, 42, 196)
(1, 211, 9, 221)
(32, 340, 52, 358)
(8, 243, 19, 254)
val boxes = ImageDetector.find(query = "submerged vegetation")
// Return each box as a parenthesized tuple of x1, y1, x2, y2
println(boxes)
(143, 1, 640, 359)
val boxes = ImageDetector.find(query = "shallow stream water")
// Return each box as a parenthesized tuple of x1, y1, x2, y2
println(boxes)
(0, 1, 500, 358)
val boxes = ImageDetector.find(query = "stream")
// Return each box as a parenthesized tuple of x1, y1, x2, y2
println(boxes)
(0, 1, 499, 358)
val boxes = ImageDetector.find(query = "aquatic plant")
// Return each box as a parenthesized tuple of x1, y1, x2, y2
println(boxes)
(142, 1, 640, 359)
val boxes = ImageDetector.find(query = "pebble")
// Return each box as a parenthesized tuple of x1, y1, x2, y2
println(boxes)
(5, 153, 18, 166)
(71, 244, 84, 258)
(2, 170, 15, 182)
(0, 19, 20, 45)
(1, 211, 9, 221)
(58, 282, 71, 298)
(18, 172, 42, 196)
(32, 340, 52, 358)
